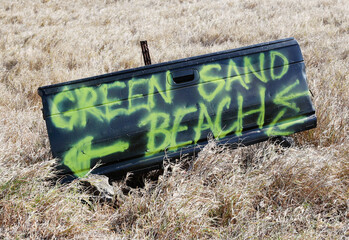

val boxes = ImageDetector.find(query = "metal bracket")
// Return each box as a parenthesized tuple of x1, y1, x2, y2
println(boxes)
(140, 41, 151, 66)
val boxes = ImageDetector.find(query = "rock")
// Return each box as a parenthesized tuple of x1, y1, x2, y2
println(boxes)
(270, 136, 295, 148)
(79, 174, 115, 203)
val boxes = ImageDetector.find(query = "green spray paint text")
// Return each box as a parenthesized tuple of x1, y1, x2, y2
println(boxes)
(48, 51, 309, 177)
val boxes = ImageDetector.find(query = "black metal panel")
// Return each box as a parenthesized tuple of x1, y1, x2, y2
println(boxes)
(38, 38, 316, 179)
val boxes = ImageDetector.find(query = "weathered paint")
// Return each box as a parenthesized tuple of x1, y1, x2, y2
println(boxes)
(38, 38, 316, 179)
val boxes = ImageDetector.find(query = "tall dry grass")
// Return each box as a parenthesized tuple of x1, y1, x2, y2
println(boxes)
(0, 0, 348, 238)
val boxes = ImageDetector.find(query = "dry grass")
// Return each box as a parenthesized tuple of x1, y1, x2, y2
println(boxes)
(0, 0, 348, 238)
(110, 142, 349, 239)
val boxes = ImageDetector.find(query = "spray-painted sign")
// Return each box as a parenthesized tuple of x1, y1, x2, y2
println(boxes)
(38, 38, 316, 179)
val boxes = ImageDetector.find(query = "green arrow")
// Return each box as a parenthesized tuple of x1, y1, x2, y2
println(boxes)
(63, 136, 129, 178)
(273, 79, 310, 112)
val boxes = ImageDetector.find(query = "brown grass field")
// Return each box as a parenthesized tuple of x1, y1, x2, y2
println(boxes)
(1, 0, 348, 239)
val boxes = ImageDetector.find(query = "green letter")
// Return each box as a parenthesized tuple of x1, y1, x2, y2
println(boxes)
(241, 86, 266, 129)
(194, 103, 215, 143)
(244, 53, 267, 83)
(100, 81, 127, 122)
(138, 112, 171, 156)
(214, 96, 239, 138)
(226, 60, 249, 90)
(148, 72, 173, 109)
(170, 106, 197, 150)
(128, 78, 149, 113)
(198, 64, 225, 102)
(50, 87, 100, 130)
(232, 87, 266, 136)
(270, 51, 289, 80)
